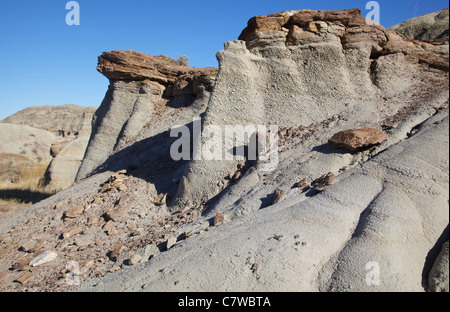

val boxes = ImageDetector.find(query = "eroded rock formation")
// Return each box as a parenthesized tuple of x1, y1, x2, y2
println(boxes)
(0, 8, 448, 293)
(75, 51, 218, 181)
(173, 8, 449, 207)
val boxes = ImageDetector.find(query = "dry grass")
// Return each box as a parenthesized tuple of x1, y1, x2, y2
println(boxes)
(0, 160, 55, 205)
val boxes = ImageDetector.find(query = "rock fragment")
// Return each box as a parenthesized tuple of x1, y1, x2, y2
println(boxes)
(64, 205, 85, 219)
(19, 240, 36, 253)
(328, 128, 388, 151)
(295, 178, 310, 189)
(312, 173, 336, 192)
(213, 213, 225, 226)
(273, 234, 284, 241)
(272, 189, 286, 204)
(29, 250, 58, 267)
(29, 240, 46, 253)
(14, 272, 34, 285)
(232, 171, 241, 182)
(139, 243, 160, 263)
(61, 225, 82, 239)
(109, 244, 124, 262)
(166, 237, 177, 250)
(153, 193, 167, 206)
(12, 257, 33, 271)
(127, 254, 142, 266)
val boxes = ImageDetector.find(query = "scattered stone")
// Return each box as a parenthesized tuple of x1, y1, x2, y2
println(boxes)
(273, 235, 284, 241)
(103, 206, 127, 223)
(86, 217, 97, 226)
(106, 227, 118, 236)
(0, 243, 19, 259)
(127, 254, 142, 266)
(64, 205, 85, 219)
(130, 229, 142, 237)
(29, 240, 46, 253)
(61, 225, 82, 239)
(166, 236, 177, 250)
(0, 271, 8, 282)
(29, 250, 58, 267)
(19, 240, 36, 253)
(102, 220, 115, 231)
(100, 183, 114, 193)
(232, 171, 241, 182)
(14, 272, 34, 285)
(251, 263, 259, 274)
(2, 237, 13, 244)
(328, 128, 388, 151)
(12, 257, 34, 271)
(116, 169, 127, 175)
(80, 260, 95, 275)
(109, 244, 124, 262)
(139, 243, 160, 263)
(153, 193, 167, 206)
(213, 213, 225, 226)
(313, 173, 336, 192)
(295, 178, 310, 189)
(272, 189, 286, 204)
(0, 249, 10, 259)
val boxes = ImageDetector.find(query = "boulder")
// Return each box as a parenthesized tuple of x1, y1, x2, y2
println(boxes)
(328, 128, 388, 151)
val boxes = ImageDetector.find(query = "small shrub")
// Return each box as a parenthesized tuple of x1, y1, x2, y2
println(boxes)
(177, 54, 190, 66)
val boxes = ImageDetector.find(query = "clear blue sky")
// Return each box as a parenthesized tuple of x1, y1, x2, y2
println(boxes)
(0, 0, 447, 120)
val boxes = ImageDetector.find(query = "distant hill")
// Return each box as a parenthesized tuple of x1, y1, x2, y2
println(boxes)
(1, 104, 97, 137)
(0, 104, 97, 204)
(389, 7, 449, 41)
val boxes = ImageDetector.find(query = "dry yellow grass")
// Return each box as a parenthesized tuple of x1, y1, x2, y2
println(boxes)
(0, 161, 55, 204)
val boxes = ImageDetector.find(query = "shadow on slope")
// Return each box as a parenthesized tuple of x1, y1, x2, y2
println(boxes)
(0, 188, 54, 204)
(86, 120, 198, 204)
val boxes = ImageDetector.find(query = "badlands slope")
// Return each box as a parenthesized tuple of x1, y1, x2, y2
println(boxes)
(0, 8, 448, 292)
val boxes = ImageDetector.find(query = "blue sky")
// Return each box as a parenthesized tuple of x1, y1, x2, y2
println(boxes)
(0, 0, 448, 120)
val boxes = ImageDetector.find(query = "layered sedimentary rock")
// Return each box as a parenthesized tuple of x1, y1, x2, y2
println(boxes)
(75, 51, 217, 181)
(173, 8, 449, 207)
